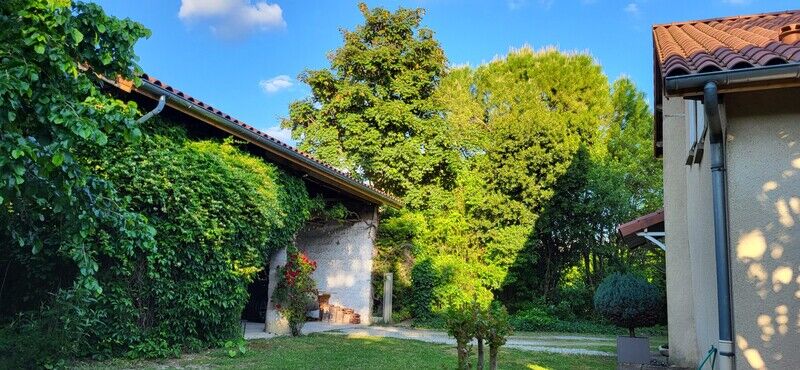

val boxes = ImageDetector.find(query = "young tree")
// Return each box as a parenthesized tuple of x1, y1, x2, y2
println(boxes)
(283, 3, 458, 203)
(486, 303, 512, 370)
(445, 301, 477, 370)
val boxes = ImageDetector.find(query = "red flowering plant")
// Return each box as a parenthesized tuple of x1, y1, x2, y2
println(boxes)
(272, 247, 318, 336)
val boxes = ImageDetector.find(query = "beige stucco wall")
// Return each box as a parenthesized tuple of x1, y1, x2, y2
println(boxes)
(662, 95, 696, 367)
(724, 88, 800, 370)
(265, 207, 378, 334)
(662, 95, 719, 367)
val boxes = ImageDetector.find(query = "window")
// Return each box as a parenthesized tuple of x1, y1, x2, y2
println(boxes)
(685, 99, 706, 165)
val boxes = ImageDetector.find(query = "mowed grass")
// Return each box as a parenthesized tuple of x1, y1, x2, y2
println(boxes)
(510, 331, 669, 354)
(77, 333, 616, 370)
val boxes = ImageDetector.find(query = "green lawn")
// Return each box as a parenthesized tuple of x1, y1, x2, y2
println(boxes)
(77, 333, 616, 370)
(510, 331, 668, 353)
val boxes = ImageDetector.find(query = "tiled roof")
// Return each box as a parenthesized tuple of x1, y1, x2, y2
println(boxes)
(653, 10, 800, 77)
(652, 10, 800, 157)
(134, 73, 401, 207)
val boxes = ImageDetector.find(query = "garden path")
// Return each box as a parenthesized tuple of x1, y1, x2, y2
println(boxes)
(243, 321, 615, 356)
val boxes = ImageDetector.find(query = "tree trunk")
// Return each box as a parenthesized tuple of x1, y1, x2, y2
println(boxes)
(457, 340, 470, 370)
(582, 251, 591, 286)
(489, 346, 499, 370)
(476, 337, 484, 370)
(629, 327, 636, 337)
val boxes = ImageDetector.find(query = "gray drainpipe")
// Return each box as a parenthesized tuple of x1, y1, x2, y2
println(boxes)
(136, 95, 166, 124)
(703, 82, 735, 370)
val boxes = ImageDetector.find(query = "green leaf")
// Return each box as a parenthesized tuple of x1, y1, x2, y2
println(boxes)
(71, 29, 84, 44)
(7, 111, 15, 122)
(101, 53, 112, 65)
(52, 152, 64, 166)
(34, 44, 45, 54)
(0, 195, 3, 205)
(11, 149, 23, 159)
(12, 164, 25, 176)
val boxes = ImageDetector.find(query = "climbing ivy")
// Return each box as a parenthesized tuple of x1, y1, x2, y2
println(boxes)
(79, 120, 321, 357)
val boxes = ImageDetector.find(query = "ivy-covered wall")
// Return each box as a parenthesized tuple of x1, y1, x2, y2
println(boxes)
(1, 116, 323, 362)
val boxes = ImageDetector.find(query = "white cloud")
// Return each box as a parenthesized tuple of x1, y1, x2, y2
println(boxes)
(259, 75, 293, 93)
(624, 3, 640, 15)
(179, 0, 285, 39)
(263, 126, 294, 144)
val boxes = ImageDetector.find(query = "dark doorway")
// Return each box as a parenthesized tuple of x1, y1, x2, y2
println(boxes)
(241, 268, 269, 322)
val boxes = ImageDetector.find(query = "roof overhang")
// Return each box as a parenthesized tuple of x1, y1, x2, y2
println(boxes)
(618, 209, 665, 249)
(654, 62, 800, 158)
(109, 76, 403, 209)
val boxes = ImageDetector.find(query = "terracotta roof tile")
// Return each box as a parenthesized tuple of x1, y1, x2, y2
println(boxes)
(652, 10, 800, 157)
(653, 10, 800, 77)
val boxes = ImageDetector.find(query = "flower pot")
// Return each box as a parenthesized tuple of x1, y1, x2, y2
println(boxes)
(617, 336, 650, 364)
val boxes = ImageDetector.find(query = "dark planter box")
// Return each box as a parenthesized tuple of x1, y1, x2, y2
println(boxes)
(617, 336, 650, 364)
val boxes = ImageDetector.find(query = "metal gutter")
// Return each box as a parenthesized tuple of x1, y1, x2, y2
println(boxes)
(703, 82, 735, 370)
(665, 63, 800, 97)
(134, 80, 403, 209)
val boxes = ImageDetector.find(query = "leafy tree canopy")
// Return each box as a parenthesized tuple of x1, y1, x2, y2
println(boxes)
(283, 2, 458, 203)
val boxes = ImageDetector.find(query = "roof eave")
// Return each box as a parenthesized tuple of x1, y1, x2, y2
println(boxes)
(128, 79, 403, 209)
(664, 62, 800, 97)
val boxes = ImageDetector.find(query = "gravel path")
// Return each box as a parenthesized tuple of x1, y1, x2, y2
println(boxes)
(244, 322, 614, 357)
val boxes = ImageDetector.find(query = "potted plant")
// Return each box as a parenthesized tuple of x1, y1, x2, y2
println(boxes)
(593, 272, 662, 365)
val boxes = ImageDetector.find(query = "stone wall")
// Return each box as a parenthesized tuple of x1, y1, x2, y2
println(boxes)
(265, 206, 378, 334)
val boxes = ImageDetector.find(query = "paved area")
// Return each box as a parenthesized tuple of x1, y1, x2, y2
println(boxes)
(242, 321, 359, 339)
(243, 321, 614, 356)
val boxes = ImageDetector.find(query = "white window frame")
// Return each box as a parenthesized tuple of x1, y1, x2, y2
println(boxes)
(685, 99, 706, 165)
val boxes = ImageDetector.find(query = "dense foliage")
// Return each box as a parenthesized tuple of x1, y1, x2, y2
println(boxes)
(593, 272, 663, 337)
(272, 249, 319, 336)
(288, 3, 665, 328)
(1, 1, 320, 364)
(81, 121, 318, 356)
(0, 0, 153, 305)
(2, 117, 319, 363)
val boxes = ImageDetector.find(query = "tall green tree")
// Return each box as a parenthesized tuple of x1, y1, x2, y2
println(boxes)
(606, 77, 662, 213)
(462, 48, 613, 292)
(283, 3, 458, 203)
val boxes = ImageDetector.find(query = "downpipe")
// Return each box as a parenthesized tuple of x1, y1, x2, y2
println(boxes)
(136, 95, 166, 124)
(703, 82, 735, 370)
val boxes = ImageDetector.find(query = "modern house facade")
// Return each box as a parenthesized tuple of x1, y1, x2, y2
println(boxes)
(109, 74, 401, 335)
(651, 11, 800, 370)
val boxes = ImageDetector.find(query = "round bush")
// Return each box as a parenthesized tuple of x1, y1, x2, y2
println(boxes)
(593, 272, 662, 337)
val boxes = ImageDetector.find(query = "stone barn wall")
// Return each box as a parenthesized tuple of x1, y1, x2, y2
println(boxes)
(266, 206, 378, 334)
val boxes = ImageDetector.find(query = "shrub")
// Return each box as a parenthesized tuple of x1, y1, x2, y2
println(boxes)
(593, 272, 662, 337)
(410, 259, 437, 320)
(508, 305, 557, 331)
(272, 250, 318, 336)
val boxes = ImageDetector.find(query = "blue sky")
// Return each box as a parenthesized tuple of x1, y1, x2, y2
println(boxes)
(96, 0, 798, 143)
